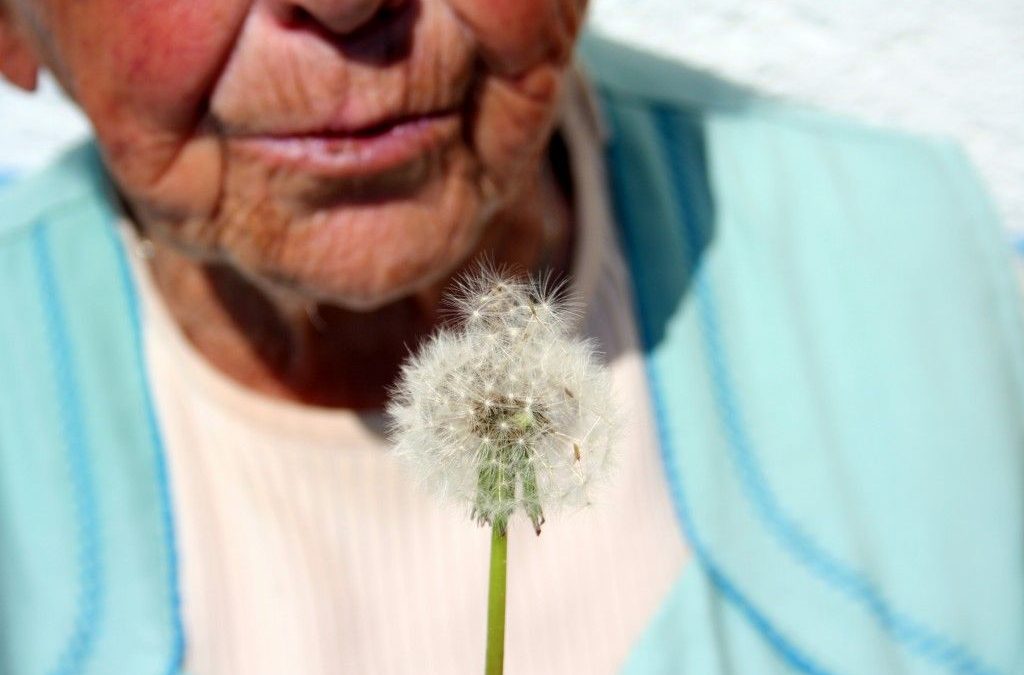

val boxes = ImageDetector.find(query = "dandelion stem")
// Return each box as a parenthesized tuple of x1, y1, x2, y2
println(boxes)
(484, 525, 508, 675)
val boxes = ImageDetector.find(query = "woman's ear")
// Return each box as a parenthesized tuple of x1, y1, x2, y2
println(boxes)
(0, 5, 41, 91)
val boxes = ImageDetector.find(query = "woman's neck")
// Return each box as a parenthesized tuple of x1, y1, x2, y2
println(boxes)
(139, 162, 574, 410)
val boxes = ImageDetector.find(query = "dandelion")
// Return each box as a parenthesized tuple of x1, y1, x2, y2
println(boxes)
(387, 264, 616, 675)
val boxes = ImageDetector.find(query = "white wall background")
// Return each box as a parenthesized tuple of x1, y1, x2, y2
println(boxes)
(2, 1, 1022, 237)
(587, 0, 1024, 238)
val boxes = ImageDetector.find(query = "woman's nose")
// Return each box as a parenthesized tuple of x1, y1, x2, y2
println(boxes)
(281, 0, 406, 36)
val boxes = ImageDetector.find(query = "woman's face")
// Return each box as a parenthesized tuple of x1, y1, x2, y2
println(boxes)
(5, 0, 586, 308)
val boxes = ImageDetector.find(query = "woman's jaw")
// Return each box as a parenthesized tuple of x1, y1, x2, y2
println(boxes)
(0, 0, 587, 403)
(84, 0, 584, 310)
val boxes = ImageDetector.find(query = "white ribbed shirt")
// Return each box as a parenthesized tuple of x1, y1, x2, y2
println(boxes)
(124, 72, 689, 675)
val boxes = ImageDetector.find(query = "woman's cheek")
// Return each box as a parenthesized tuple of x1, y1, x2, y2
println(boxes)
(449, 0, 584, 75)
(61, 1, 249, 221)
(473, 65, 563, 200)
(100, 1, 248, 131)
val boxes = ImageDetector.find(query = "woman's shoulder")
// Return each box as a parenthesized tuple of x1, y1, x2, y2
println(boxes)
(0, 141, 111, 245)
(583, 34, 1024, 675)
(580, 34, 1012, 312)
(580, 32, 938, 142)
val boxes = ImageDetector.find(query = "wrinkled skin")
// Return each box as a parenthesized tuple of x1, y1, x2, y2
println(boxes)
(0, 0, 587, 407)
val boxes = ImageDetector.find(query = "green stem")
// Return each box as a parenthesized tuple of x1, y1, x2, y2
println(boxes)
(484, 525, 508, 675)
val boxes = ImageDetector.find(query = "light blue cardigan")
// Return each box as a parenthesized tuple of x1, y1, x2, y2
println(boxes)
(1, 35, 1022, 674)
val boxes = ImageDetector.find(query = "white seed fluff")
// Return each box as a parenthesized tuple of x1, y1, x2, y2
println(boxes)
(386, 267, 616, 534)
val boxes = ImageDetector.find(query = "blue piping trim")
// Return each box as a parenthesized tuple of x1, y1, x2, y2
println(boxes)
(649, 106, 998, 675)
(106, 223, 185, 675)
(644, 360, 832, 675)
(32, 223, 104, 675)
(604, 108, 830, 675)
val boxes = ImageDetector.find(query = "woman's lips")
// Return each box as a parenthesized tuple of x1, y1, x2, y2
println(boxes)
(231, 112, 460, 178)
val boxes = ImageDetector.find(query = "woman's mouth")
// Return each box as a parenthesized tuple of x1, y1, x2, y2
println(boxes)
(231, 110, 461, 178)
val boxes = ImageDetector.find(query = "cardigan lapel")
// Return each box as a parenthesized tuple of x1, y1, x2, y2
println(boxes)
(593, 40, 1024, 674)
(0, 144, 183, 675)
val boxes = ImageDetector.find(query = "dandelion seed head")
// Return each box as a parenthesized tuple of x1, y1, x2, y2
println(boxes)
(387, 264, 617, 534)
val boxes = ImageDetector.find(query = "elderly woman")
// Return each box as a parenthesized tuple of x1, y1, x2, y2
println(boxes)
(1, 1, 1021, 674)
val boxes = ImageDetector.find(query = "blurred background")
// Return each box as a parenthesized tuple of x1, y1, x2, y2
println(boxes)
(2, 0, 1021, 245)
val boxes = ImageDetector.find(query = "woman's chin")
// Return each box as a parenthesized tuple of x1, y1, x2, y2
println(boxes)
(244, 208, 483, 312)
(197, 156, 488, 311)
